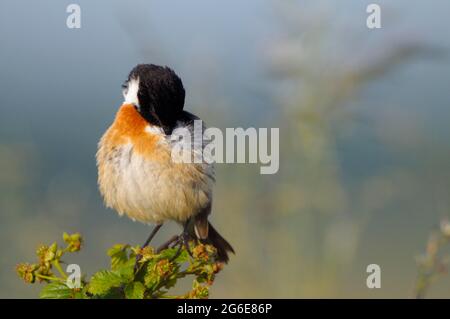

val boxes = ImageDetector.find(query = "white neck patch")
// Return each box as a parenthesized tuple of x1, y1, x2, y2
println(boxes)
(123, 77, 140, 106)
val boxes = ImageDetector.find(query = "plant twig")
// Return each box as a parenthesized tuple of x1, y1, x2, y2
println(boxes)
(414, 219, 450, 298)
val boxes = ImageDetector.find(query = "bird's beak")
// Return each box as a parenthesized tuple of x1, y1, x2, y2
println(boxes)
(149, 110, 171, 135)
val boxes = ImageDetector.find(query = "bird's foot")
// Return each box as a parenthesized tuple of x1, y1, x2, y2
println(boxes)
(156, 235, 180, 253)
(181, 231, 194, 258)
(135, 230, 195, 273)
(167, 231, 194, 262)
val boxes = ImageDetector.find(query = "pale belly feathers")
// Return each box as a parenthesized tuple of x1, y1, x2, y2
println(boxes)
(97, 125, 214, 225)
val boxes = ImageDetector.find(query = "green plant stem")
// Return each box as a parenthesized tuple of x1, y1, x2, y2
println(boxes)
(36, 274, 65, 282)
(53, 260, 67, 279)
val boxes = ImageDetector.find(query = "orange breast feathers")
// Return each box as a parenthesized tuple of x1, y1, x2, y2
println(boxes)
(100, 104, 169, 161)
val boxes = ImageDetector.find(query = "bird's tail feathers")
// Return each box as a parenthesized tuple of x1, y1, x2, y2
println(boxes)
(204, 222, 234, 263)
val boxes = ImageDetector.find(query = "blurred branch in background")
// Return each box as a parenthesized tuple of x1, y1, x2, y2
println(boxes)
(261, 0, 444, 296)
(414, 219, 450, 299)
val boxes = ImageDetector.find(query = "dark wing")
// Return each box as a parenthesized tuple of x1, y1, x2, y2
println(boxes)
(171, 111, 215, 182)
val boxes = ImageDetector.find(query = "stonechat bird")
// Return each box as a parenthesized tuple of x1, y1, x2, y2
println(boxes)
(96, 64, 234, 263)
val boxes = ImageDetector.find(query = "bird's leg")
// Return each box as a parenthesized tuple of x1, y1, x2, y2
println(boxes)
(142, 224, 163, 248)
(134, 224, 163, 273)
(167, 223, 194, 262)
(169, 241, 184, 262)
(156, 235, 179, 253)
(181, 222, 194, 258)
(168, 235, 192, 262)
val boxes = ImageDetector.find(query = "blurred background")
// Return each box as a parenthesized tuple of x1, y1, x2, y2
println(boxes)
(1, 0, 450, 298)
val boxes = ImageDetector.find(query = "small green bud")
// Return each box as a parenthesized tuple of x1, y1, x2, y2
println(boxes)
(63, 233, 83, 252)
(16, 263, 38, 284)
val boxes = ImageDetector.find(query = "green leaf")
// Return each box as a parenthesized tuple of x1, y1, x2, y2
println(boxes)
(108, 244, 130, 271)
(73, 285, 89, 299)
(94, 287, 124, 299)
(163, 276, 178, 290)
(73, 290, 85, 299)
(158, 247, 189, 263)
(116, 258, 135, 281)
(40, 282, 73, 299)
(143, 261, 159, 289)
(108, 244, 129, 256)
(144, 273, 159, 290)
(87, 270, 125, 296)
(124, 281, 145, 299)
(172, 250, 189, 263)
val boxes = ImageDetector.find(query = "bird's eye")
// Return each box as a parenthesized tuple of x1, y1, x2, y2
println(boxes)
(122, 82, 129, 98)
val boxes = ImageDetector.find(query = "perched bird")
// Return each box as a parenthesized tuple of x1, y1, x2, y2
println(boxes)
(96, 64, 234, 262)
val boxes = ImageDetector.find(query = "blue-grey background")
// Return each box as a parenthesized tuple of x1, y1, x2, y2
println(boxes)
(1, 0, 450, 298)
